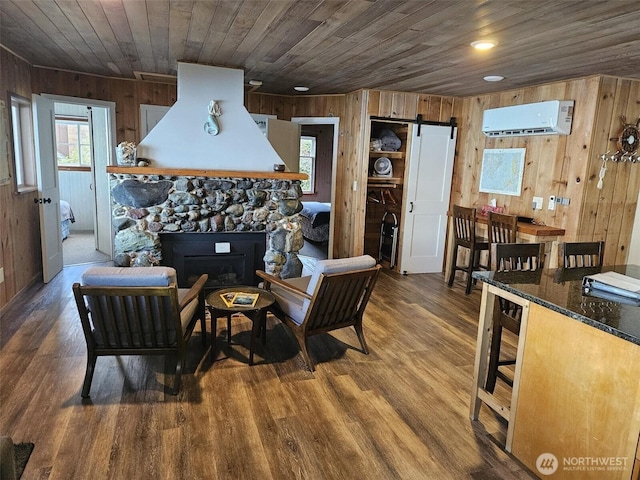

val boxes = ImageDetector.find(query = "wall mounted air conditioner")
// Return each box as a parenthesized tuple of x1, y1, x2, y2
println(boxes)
(482, 100, 574, 137)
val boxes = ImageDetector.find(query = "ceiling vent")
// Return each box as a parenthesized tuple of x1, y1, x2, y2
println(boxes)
(482, 100, 574, 137)
(133, 71, 177, 84)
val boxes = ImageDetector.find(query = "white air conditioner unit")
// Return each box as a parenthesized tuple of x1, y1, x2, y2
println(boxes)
(482, 100, 574, 137)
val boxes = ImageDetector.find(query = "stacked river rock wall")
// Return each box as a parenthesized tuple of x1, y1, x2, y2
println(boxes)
(109, 172, 305, 278)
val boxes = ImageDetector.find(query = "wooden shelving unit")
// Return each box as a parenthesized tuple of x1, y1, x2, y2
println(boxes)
(365, 120, 410, 267)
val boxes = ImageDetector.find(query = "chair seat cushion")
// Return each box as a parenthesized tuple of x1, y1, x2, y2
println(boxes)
(81, 266, 178, 287)
(270, 276, 310, 325)
(305, 255, 376, 296)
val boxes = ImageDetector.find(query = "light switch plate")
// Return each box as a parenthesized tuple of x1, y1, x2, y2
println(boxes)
(533, 196, 543, 210)
(0, 267, 4, 284)
(548, 196, 556, 210)
(215, 242, 231, 254)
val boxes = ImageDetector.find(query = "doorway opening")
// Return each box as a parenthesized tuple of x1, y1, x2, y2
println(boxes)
(46, 95, 115, 266)
(291, 117, 339, 273)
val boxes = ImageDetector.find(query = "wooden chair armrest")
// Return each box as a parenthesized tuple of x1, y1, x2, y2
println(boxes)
(179, 274, 208, 311)
(256, 270, 312, 299)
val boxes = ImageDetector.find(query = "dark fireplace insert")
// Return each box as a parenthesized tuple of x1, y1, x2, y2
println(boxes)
(160, 232, 267, 290)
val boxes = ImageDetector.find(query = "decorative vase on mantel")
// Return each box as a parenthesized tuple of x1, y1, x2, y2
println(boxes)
(116, 141, 137, 166)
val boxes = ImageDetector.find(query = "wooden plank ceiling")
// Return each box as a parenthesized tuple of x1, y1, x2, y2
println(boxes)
(1, 0, 639, 97)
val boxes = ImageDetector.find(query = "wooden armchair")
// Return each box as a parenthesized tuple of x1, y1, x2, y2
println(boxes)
(256, 255, 381, 371)
(73, 266, 208, 398)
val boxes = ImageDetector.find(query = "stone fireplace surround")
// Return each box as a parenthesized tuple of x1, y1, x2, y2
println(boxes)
(107, 166, 307, 279)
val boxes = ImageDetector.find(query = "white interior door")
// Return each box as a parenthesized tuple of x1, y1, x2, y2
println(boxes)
(48, 94, 116, 260)
(399, 124, 457, 274)
(266, 118, 301, 172)
(89, 106, 113, 256)
(33, 94, 63, 282)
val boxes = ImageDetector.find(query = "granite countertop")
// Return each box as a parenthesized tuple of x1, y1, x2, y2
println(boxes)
(473, 265, 640, 345)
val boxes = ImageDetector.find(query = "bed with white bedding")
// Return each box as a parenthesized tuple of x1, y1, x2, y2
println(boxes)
(298, 202, 331, 243)
(60, 199, 75, 240)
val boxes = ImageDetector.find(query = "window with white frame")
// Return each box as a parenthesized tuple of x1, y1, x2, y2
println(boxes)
(299, 135, 316, 194)
(10, 94, 37, 192)
(55, 116, 92, 168)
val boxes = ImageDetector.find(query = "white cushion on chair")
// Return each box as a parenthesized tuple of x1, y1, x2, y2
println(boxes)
(270, 276, 311, 326)
(270, 255, 377, 326)
(305, 255, 377, 296)
(81, 266, 178, 287)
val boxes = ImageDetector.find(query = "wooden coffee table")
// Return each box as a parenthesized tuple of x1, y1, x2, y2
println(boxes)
(206, 286, 275, 365)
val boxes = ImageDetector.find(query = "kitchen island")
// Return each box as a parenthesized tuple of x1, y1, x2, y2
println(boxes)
(470, 265, 640, 480)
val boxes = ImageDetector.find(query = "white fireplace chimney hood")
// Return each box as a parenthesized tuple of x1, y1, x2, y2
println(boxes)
(136, 63, 285, 171)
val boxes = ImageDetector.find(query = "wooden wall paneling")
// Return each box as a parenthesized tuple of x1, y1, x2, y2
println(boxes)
(594, 80, 631, 259)
(426, 95, 444, 122)
(589, 79, 634, 264)
(367, 90, 381, 116)
(290, 95, 345, 119)
(607, 79, 640, 265)
(376, 91, 394, 118)
(555, 77, 600, 241)
(396, 92, 416, 119)
(451, 96, 485, 208)
(615, 95, 640, 265)
(335, 90, 368, 258)
(32, 68, 177, 144)
(579, 76, 618, 242)
(521, 82, 568, 224)
(0, 48, 41, 311)
(300, 96, 328, 119)
(455, 80, 591, 238)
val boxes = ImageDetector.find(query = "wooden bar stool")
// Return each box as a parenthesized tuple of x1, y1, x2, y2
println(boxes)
(559, 241, 605, 268)
(487, 211, 518, 268)
(447, 205, 489, 294)
(485, 242, 545, 393)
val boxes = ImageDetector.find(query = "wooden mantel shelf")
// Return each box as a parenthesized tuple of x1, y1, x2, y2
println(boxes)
(106, 166, 307, 180)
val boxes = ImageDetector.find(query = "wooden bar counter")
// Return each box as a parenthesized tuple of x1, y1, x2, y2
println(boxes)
(470, 265, 640, 479)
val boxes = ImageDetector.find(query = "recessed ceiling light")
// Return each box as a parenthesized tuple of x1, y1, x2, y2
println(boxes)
(248, 80, 263, 86)
(483, 75, 504, 82)
(294, 86, 309, 92)
(471, 40, 497, 50)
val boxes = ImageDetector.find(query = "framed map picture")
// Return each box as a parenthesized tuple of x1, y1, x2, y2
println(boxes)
(479, 148, 526, 196)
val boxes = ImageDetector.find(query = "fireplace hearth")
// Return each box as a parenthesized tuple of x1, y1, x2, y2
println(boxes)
(108, 167, 307, 278)
(160, 232, 267, 290)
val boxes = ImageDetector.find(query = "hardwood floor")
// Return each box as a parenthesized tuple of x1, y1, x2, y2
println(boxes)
(0, 264, 535, 479)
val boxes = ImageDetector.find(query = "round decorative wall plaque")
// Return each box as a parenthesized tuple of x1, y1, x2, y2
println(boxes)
(610, 116, 640, 153)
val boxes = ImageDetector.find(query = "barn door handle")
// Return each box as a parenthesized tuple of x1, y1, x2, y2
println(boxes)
(409, 201, 414, 213)
(33, 198, 52, 204)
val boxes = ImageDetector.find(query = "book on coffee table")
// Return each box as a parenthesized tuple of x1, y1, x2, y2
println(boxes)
(220, 292, 260, 308)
